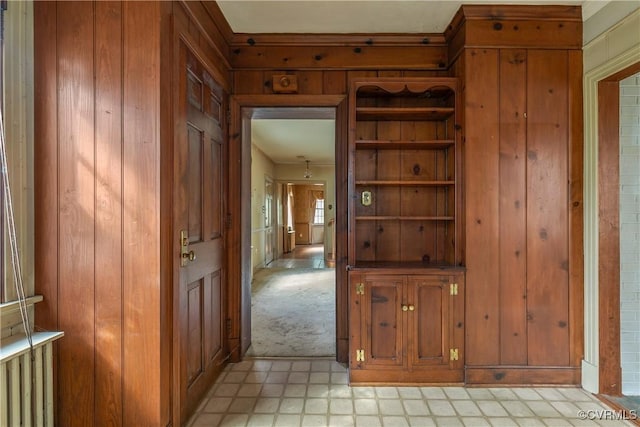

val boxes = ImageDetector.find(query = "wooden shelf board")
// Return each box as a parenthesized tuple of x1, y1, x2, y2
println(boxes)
(355, 140, 455, 149)
(349, 261, 465, 272)
(355, 216, 454, 221)
(356, 107, 454, 121)
(356, 180, 455, 186)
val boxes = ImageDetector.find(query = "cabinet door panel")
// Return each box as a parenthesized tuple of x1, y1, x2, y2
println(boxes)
(362, 276, 405, 368)
(409, 276, 450, 367)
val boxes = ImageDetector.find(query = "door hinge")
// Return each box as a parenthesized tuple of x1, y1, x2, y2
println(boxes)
(450, 348, 459, 361)
(225, 213, 232, 229)
(355, 283, 364, 295)
(356, 349, 365, 362)
(226, 318, 232, 333)
(450, 283, 458, 296)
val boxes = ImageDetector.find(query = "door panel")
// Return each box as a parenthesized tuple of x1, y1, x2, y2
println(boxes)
(409, 276, 449, 367)
(177, 42, 227, 423)
(361, 275, 405, 368)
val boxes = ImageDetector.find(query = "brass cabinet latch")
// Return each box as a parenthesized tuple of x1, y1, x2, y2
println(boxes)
(450, 283, 458, 296)
(361, 191, 372, 206)
(450, 348, 459, 361)
(355, 283, 364, 295)
(356, 349, 365, 362)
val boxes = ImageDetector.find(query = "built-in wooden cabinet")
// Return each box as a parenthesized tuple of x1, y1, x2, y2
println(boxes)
(347, 78, 465, 383)
(349, 271, 465, 383)
(349, 78, 462, 267)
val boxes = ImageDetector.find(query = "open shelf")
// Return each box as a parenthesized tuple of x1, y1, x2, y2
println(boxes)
(356, 107, 454, 121)
(356, 180, 455, 186)
(355, 139, 455, 149)
(356, 216, 454, 221)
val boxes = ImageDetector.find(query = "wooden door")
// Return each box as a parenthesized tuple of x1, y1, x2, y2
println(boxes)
(408, 276, 451, 368)
(176, 43, 227, 422)
(354, 274, 405, 369)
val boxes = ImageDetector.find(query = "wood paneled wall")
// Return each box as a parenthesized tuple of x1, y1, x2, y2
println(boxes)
(34, 2, 168, 424)
(34, 1, 231, 424)
(447, 6, 584, 385)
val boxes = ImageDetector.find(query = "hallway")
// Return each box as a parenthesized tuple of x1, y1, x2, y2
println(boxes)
(266, 244, 330, 269)
(187, 359, 635, 427)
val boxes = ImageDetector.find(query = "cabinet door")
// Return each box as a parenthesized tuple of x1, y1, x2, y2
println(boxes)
(408, 276, 451, 368)
(355, 275, 406, 369)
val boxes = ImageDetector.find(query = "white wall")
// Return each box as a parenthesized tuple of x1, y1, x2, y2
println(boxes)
(251, 144, 275, 271)
(582, 4, 640, 392)
(620, 72, 640, 395)
(275, 163, 336, 258)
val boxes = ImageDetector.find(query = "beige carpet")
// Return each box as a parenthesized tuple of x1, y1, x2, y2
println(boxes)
(247, 267, 336, 357)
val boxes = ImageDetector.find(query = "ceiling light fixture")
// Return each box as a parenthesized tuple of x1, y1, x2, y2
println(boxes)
(304, 160, 312, 179)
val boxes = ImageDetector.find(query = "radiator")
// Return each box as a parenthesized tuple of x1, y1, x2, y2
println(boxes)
(0, 332, 64, 427)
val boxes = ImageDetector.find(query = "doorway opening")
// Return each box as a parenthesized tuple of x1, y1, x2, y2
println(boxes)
(597, 63, 640, 416)
(244, 108, 337, 357)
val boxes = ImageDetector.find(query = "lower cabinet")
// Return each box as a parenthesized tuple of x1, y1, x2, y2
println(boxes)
(349, 270, 465, 384)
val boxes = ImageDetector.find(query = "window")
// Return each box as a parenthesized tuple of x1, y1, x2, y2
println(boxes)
(313, 199, 324, 224)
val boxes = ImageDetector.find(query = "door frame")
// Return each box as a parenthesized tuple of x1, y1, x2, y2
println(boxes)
(597, 62, 640, 395)
(227, 94, 349, 362)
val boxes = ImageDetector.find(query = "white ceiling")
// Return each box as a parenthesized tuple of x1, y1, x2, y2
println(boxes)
(230, 0, 609, 166)
(252, 119, 335, 165)
(217, 0, 607, 34)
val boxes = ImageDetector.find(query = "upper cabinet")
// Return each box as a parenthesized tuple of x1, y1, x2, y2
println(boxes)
(348, 78, 462, 268)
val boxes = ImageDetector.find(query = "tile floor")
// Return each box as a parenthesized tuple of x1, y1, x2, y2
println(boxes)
(187, 358, 636, 427)
(266, 244, 331, 269)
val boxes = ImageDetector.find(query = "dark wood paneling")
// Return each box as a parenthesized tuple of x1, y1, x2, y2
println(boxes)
(465, 367, 581, 385)
(498, 49, 527, 365)
(568, 49, 584, 369)
(230, 45, 448, 70)
(526, 50, 569, 367)
(598, 81, 622, 396)
(463, 48, 500, 366)
(464, 19, 581, 50)
(33, 0, 59, 334)
(94, 2, 124, 424)
(56, 3, 96, 425)
(122, 2, 163, 424)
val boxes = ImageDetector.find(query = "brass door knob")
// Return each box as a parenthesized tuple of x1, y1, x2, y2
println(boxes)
(182, 250, 196, 262)
(408, 305, 415, 311)
(402, 305, 408, 312)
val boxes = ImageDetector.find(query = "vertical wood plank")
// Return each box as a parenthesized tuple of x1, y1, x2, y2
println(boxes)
(464, 48, 500, 366)
(567, 49, 584, 369)
(498, 49, 527, 365)
(598, 81, 621, 394)
(323, 71, 347, 95)
(336, 98, 350, 362)
(233, 70, 266, 94)
(526, 50, 569, 366)
(122, 2, 162, 424)
(94, 2, 123, 425)
(33, 0, 59, 334)
(297, 70, 324, 94)
(56, 3, 95, 425)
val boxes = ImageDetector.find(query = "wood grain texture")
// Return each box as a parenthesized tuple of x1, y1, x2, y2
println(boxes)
(122, 2, 162, 424)
(567, 49, 584, 369)
(463, 48, 500, 366)
(94, 2, 124, 424)
(526, 50, 569, 367)
(33, 0, 59, 333)
(598, 81, 621, 395)
(498, 49, 527, 365)
(56, 3, 96, 425)
(465, 367, 580, 385)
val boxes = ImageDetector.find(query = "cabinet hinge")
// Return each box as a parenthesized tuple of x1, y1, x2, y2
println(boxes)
(450, 348, 459, 361)
(450, 283, 458, 296)
(226, 318, 232, 333)
(356, 349, 365, 362)
(355, 283, 364, 295)
(225, 213, 232, 229)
